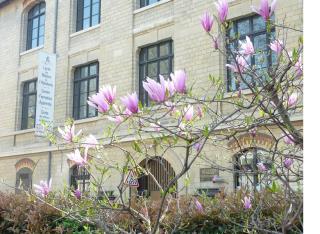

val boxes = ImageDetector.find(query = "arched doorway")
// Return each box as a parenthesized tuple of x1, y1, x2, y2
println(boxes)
(137, 157, 176, 199)
(15, 167, 33, 193)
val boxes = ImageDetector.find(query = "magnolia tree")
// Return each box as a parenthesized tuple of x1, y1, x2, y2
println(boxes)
(29, 0, 302, 233)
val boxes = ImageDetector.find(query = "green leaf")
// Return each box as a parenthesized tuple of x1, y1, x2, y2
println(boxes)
(132, 141, 142, 153)
(203, 125, 210, 137)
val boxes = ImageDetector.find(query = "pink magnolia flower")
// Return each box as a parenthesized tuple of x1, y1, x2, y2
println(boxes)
(215, 0, 229, 23)
(249, 127, 257, 137)
(251, 0, 277, 21)
(88, 92, 109, 113)
(239, 36, 255, 56)
(242, 196, 252, 210)
(107, 115, 124, 124)
(257, 162, 267, 172)
(143, 75, 174, 103)
(170, 70, 187, 93)
(193, 142, 203, 152)
(284, 157, 294, 169)
(197, 106, 203, 119)
(121, 92, 139, 115)
(294, 55, 303, 77)
(67, 149, 88, 167)
(58, 124, 82, 143)
(82, 134, 100, 149)
(212, 175, 219, 183)
(226, 56, 248, 73)
(283, 134, 295, 145)
(74, 188, 82, 199)
(194, 198, 204, 213)
(269, 39, 284, 54)
(200, 11, 214, 32)
(287, 93, 298, 107)
(183, 105, 194, 122)
(34, 179, 52, 197)
(162, 75, 176, 96)
(100, 85, 116, 104)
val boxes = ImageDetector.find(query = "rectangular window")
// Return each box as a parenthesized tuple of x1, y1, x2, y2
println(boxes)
(26, 2, 46, 50)
(226, 15, 275, 92)
(140, 0, 160, 8)
(76, 0, 101, 32)
(139, 40, 173, 106)
(21, 80, 37, 130)
(73, 62, 99, 120)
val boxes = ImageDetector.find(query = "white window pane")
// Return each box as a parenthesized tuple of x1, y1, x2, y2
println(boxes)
(83, 18, 90, 29)
(39, 15, 45, 26)
(84, 0, 91, 7)
(83, 6, 90, 18)
(92, 14, 99, 26)
(38, 36, 44, 46)
(92, 3, 99, 15)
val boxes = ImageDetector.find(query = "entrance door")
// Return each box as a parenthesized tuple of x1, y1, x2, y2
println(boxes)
(137, 157, 176, 199)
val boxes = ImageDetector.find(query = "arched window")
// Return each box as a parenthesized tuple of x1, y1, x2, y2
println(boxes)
(26, 2, 46, 50)
(234, 148, 272, 190)
(137, 157, 176, 197)
(15, 167, 33, 192)
(70, 166, 90, 192)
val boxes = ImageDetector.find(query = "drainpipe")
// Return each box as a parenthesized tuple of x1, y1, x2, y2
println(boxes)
(48, 0, 59, 182)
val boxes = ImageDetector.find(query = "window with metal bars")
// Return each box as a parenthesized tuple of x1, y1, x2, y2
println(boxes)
(140, 0, 160, 8)
(26, 2, 45, 50)
(21, 80, 37, 130)
(226, 15, 276, 92)
(234, 148, 272, 190)
(139, 40, 173, 106)
(70, 166, 90, 192)
(73, 62, 99, 120)
(76, 0, 100, 32)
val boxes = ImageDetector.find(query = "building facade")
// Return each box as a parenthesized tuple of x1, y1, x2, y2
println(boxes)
(0, 0, 303, 198)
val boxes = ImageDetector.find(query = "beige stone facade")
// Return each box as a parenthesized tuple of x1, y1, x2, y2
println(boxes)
(0, 0, 303, 197)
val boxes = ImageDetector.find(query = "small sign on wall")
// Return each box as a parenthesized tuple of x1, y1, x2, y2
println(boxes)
(35, 52, 56, 136)
(200, 168, 219, 182)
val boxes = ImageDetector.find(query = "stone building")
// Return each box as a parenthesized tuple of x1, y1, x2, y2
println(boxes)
(0, 0, 302, 199)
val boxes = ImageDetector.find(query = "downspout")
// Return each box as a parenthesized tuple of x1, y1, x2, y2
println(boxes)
(48, 0, 59, 182)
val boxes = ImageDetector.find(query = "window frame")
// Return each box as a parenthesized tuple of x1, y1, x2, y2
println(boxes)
(70, 166, 91, 192)
(140, 0, 161, 8)
(226, 14, 275, 92)
(26, 2, 46, 50)
(233, 148, 272, 190)
(21, 79, 37, 130)
(76, 0, 101, 32)
(138, 40, 174, 106)
(73, 62, 99, 120)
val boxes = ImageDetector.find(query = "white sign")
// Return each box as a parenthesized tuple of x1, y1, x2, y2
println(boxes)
(124, 170, 139, 187)
(35, 52, 56, 136)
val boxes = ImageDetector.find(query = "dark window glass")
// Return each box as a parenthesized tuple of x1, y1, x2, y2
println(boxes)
(234, 148, 272, 190)
(226, 15, 275, 92)
(15, 168, 33, 193)
(73, 62, 99, 120)
(139, 40, 173, 106)
(140, 0, 160, 8)
(70, 166, 90, 192)
(76, 0, 101, 31)
(21, 80, 37, 130)
(26, 2, 45, 50)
